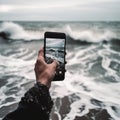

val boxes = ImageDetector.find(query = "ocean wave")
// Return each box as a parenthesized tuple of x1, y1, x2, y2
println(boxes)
(0, 33, 120, 119)
(0, 22, 42, 41)
(65, 25, 117, 43)
(0, 22, 119, 43)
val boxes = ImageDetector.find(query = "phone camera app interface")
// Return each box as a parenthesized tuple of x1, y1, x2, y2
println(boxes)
(45, 38, 65, 76)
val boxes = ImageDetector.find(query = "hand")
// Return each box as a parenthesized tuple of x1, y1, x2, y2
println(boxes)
(34, 48, 57, 88)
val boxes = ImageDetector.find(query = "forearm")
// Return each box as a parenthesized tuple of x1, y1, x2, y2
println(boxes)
(3, 82, 53, 120)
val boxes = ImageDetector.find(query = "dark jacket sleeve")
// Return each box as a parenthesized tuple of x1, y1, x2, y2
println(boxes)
(3, 82, 53, 120)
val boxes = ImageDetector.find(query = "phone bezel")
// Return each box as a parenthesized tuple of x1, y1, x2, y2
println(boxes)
(44, 31, 66, 81)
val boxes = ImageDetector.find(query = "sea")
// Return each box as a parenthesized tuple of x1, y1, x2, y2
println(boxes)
(0, 21, 120, 120)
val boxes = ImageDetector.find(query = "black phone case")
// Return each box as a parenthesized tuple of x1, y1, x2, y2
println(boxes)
(44, 32, 66, 81)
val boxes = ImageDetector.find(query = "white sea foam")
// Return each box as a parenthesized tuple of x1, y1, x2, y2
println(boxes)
(49, 44, 120, 120)
(0, 22, 120, 120)
(65, 25, 117, 43)
(0, 22, 42, 40)
(0, 49, 36, 113)
(0, 22, 118, 43)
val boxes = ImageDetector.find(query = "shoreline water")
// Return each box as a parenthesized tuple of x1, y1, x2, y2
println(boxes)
(0, 21, 120, 120)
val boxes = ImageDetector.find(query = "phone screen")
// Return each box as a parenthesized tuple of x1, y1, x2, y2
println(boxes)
(45, 37, 65, 80)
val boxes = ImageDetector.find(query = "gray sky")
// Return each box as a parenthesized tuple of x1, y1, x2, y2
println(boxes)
(0, 0, 120, 21)
(47, 38, 64, 48)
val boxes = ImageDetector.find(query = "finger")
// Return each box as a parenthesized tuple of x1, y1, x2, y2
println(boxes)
(37, 56, 46, 65)
(38, 48, 44, 58)
(35, 57, 46, 72)
(49, 60, 58, 71)
(38, 48, 45, 63)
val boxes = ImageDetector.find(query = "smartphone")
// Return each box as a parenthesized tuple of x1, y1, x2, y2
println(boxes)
(44, 32, 66, 81)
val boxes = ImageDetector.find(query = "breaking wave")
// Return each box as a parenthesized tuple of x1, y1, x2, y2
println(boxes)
(0, 21, 120, 120)
(0, 22, 42, 40)
(65, 25, 117, 43)
(0, 22, 118, 43)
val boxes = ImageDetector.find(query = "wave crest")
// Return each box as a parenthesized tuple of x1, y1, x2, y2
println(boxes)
(0, 22, 118, 43)
(65, 25, 117, 43)
(0, 22, 42, 40)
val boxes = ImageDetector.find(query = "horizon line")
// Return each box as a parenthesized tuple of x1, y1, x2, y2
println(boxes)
(0, 20, 120, 22)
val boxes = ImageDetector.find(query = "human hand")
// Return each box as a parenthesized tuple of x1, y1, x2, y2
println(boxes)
(34, 48, 58, 88)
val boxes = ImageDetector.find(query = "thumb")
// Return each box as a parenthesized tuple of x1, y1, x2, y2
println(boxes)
(49, 60, 58, 71)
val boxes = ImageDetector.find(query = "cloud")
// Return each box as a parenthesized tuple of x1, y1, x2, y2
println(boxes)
(0, 5, 14, 12)
(0, 3, 75, 13)
(0, 0, 120, 21)
(1, 0, 119, 12)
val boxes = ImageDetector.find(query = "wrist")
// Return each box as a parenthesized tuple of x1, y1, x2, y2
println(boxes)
(37, 78, 51, 88)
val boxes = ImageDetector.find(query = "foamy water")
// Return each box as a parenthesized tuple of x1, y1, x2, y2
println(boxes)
(0, 21, 120, 120)
(0, 22, 119, 42)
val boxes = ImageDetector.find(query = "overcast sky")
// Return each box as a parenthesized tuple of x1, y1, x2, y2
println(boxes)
(0, 0, 120, 21)
(47, 38, 64, 48)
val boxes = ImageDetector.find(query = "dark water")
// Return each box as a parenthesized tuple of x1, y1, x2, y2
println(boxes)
(0, 21, 120, 120)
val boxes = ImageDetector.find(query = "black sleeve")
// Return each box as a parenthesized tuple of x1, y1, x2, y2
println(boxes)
(3, 82, 53, 120)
